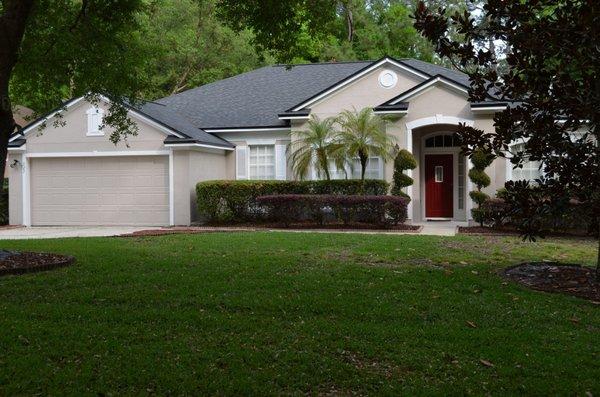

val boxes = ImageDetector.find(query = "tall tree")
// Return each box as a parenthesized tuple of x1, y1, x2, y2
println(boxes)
(2, 0, 153, 179)
(140, 0, 270, 99)
(216, 0, 436, 63)
(413, 0, 600, 276)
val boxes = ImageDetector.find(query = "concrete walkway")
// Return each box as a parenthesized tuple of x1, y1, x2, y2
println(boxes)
(0, 221, 464, 240)
(0, 226, 150, 240)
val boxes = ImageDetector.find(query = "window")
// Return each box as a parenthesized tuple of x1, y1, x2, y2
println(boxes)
(509, 143, 543, 182)
(434, 166, 444, 182)
(86, 106, 105, 136)
(351, 157, 382, 179)
(425, 133, 462, 148)
(249, 145, 275, 180)
(327, 160, 348, 180)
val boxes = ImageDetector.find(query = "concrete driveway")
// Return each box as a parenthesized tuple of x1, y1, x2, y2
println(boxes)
(0, 226, 152, 240)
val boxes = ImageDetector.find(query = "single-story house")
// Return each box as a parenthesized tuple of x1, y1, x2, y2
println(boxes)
(7, 57, 529, 227)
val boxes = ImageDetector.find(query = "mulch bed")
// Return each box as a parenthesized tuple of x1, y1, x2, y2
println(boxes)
(0, 250, 75, 277)
(458, 226, 520, 236)
(503, 262, 599, 302)
(119, 224, 421, 237)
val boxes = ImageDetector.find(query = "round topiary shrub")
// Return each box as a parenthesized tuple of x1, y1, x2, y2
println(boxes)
(468, 148, 495, 226)
(391, 149, 417, 199)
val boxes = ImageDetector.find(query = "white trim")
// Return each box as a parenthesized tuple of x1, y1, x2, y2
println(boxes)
(404, 115, 475, 222)
(466, 157, 474, 220)
(205, 127, 290, 133)
(7, 145, 26, 152)
(291, 58, 429, 111)
(15, 97, 86, 138)
(278, 115, 311, 121)
(378, 70, 398, 89)
(25, 150, 170, 158)
(373, 110, 408, 115)
(389, 77, 468, 105)
(21, 154, 30, 227)
(13, 95, 187, 142)
(164, 143, 234, 151)
(471, 106, 507, 113)
(22, 150, 171, 227)
(405, 115, 474, 132)
(168, 149, 175, 226)
(243, 138, 278, 145)
(235, 145, 248, 180)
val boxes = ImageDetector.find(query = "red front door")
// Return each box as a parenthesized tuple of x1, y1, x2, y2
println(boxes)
(425, 154, 453, 218)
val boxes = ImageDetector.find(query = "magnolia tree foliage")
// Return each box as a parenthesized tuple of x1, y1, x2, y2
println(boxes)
(413, 0, 600, 274)
(391, 149, 417, 199)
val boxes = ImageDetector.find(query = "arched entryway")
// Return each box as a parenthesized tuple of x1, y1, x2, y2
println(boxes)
(404, 115, 473, 222)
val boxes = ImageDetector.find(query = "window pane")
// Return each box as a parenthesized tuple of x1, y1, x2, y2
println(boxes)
(435, 166, 443, 182)
(425, 137, 434, 147)
(249, 145, 275, 180)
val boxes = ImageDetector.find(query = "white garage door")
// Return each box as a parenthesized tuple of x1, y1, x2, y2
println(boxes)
(30, 156, 170, 226)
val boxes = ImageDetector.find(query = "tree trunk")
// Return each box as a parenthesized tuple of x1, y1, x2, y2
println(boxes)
(343, 1, 354, 42)
(317, 149, 330, 181)
(0, 0, 37, 186)
(359, 150, 368, 182)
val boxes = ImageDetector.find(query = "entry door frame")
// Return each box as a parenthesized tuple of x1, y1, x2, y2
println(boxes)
(20, 150, 174, 227)
(420, 134, 461, 221)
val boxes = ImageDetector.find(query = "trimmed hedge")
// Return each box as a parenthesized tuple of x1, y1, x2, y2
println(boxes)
(257, 194, 408, 227)
(196, 179, 389, 223)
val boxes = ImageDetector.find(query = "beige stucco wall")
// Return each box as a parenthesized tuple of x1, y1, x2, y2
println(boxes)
(290, 65, 499, 222)
(8, 98, 230, 226)
(24, 100, 167, 153)
(188, 150, 228, 222)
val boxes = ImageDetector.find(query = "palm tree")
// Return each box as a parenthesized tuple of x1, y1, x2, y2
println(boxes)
(287, 116, 344, 180)
(336, 108, 396, 181)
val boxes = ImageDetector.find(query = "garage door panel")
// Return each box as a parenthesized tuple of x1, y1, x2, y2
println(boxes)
(31, 156, 169, 226)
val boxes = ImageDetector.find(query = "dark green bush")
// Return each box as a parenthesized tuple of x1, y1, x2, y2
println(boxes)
(468, 148, 494, 226)
(257, 194, 408, 227)
(391, 149, 417, 198)
(196, 179, 389, 223)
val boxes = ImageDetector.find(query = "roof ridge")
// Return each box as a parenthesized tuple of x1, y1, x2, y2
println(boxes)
(272, 60, 375, 67)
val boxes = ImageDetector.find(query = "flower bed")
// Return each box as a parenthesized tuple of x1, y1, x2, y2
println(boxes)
(257, 194, 408, 228)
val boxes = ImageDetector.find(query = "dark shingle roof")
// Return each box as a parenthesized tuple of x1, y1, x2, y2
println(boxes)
(133, 101, 233, 148)
(157, 58, 477, 130)
(157, 61, 373, 129)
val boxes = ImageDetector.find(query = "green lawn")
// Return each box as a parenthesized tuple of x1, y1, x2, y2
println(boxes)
(0, 233, 598, 395)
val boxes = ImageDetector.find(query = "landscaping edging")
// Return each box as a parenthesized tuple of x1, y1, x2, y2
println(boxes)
(0, 251, 75, 277)
(503, 262, 599, 302)
(118, 225, 423, 237)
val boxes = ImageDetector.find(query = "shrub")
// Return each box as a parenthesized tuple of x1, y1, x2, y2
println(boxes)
(391, 149, 417, 199)
(472, 198, 510, 227)
(468, 148, 494, 226)
(256, 194, 408, 227)
(196, 179, 390, 223)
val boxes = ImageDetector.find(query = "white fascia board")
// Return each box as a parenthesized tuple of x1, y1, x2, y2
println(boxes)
(164, 143, 234, 151)
(7, 145, 26, 152)
(204, 127, 291, 133)
(389, 77, 468, 105)
(13, 97, 86, 140)
(471, 106, 508, 112)
(14, 95, 187, 142)
(278, 115, 311, 120)
(25, 150, 170, 158)
(374, 110, 408, 114)
(291, 58, 429, 111)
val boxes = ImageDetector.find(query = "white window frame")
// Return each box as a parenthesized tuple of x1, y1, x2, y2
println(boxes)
(506, 141, 543, 182)
(86, 106, 105, 136)
(248, 144, 276, 180)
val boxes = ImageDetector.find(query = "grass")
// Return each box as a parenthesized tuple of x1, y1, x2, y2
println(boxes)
(0, 232, 598, 395)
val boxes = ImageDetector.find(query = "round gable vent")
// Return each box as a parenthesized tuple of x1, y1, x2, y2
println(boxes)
(378, 70, 398, 89)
